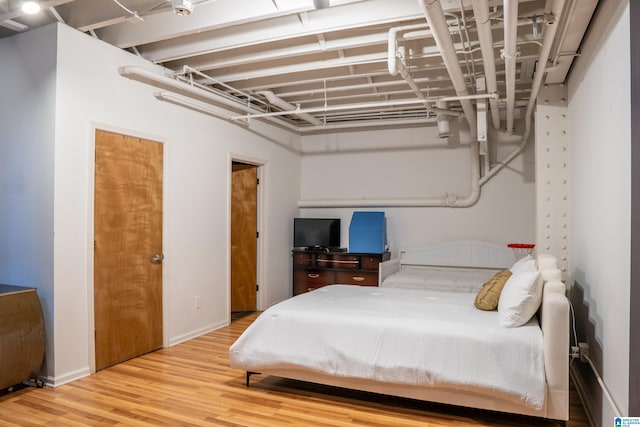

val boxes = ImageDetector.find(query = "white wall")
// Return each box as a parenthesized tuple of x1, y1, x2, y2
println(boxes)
(299, 125, 536, 255)
(0, 25, 57, 378)
(567, 0, 630, 421)
(16, 23, 300, 385)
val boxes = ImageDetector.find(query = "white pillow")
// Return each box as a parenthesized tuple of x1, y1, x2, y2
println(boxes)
(498, 265, 543, 328)
(509, 255, 534, 274)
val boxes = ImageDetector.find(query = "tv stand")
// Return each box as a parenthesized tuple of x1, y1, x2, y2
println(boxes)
(292, 249, 390, 296)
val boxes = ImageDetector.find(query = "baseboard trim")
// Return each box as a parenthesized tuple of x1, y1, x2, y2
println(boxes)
(46, 367, 91, 388)
(169, 320, 229, 347)
(570, 364, 597, 427)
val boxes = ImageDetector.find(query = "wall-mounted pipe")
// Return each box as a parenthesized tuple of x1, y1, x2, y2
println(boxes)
(298, 140, 480, 208)
(418, 0, 476, 136)
(257, 90, 323, 125)
(472, 0, 500, 130)
(503, 0, 519, 134)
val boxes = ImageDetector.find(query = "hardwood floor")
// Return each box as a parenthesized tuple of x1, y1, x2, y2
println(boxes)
(0, 313, 590, 426)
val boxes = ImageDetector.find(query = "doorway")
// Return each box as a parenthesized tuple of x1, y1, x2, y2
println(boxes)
(230, 161, 258, 318)
(93, 129, 164, 371)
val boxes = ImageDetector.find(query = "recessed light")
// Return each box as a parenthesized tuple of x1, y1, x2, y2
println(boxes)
(22, 1, 41, 14)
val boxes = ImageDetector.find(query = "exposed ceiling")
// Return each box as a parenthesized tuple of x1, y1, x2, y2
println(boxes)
(1, 0, 598, 135)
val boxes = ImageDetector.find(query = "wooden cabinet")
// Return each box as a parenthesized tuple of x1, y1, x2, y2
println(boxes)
(0, 285, 45, 390)
(292, 250, 390, 295)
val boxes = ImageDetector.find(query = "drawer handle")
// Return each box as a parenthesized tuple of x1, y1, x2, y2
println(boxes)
(352, 276, 365, 282)
(307, 273, 320, 279)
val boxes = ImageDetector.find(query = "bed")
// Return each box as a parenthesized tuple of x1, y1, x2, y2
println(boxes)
(229, 241, 569, 422)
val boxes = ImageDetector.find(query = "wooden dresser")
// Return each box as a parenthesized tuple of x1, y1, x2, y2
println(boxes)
(0, 284, 45, 390)
(292, 250, 390, 296)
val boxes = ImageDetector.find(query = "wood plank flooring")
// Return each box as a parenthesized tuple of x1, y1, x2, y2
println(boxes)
(0, 313, 590, 426)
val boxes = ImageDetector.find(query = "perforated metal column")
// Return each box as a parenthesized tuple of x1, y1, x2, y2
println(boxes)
(535, 84, 569, 277)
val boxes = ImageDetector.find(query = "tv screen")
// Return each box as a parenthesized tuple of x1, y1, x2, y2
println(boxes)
(293, 218, 340, 249)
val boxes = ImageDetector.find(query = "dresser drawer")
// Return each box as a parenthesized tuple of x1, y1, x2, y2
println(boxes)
(293, 282, 326, 295)
(292, 251, 313, 266)
(360, 254, 383, 270)
(335, 271, 378, 286)
(316, 254, 359, 269)
(294, 269, 335, 286)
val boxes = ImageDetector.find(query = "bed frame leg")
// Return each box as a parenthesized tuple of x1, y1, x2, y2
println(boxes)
(245, 371, 259, 387)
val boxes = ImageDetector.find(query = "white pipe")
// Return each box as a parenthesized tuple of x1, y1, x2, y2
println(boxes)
(583, 355, 623, 418)
(418, 0, 476, 135)
(118, 66, 296, 130)
(388, 23, 432, 101)
(472, 0, 500, 130)
(388, 23, 443, 76)
(480, 0, 566, 185)
(257, 90, 323, 125)
(503, 0, 519, 134)
(301, 0, 567, 209)
(297, 117, 438, 133)
(298, 140, 480, 208)
(230, 92, 497, 121)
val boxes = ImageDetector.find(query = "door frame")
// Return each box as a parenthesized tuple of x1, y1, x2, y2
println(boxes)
(86, 123, 169, 374)
(228, 153, 265, 316)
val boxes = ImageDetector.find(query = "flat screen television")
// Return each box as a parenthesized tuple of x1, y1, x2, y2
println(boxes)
(293, 218, 340, 250)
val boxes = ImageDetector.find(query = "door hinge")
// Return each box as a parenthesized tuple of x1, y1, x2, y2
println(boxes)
(257, 178, 260, 185)
(256, 284, 259, 292)
(256, 231, 259, 238)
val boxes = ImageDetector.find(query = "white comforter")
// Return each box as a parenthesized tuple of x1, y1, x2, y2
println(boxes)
(381, 266, 496, 292)
(229, 285, 545, 410)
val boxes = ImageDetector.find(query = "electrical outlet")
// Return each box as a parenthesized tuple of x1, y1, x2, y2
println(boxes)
(579, 342, 589, 363)
(570, 345, 580, 359)
(195, 296, 201, 309)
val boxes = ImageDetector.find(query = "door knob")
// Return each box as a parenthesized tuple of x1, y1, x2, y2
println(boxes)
(150, 253, 164, 264)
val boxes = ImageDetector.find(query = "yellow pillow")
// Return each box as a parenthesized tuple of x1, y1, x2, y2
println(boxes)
(474, 270, 512, 311)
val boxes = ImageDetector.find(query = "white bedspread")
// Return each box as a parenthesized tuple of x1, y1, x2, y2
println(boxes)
(381, 266, 496, 292)
(229, 285, 545, 409)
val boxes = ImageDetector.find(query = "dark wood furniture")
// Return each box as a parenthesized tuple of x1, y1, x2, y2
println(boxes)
(292, 250, 390, 296)
(0, 284, 45, 390)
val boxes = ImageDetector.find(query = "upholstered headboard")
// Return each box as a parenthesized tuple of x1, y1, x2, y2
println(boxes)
(399, 240, 517, 270)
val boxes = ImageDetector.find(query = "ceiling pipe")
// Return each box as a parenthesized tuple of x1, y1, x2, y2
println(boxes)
(230, 92, 497, 121)
(503, 0, 519, 134)
(257, 90, 323, 126)
(118, 65, 297, 130)
(388, 24, 432, 102)
(418, 0, 476, 136)
(480, 0, 566, 185)
(299, 0, 567, 209)
(471, 0, 500, 130)
(298, 140, 480, 208)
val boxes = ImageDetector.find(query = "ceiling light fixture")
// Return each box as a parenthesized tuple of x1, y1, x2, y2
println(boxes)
(21, 1, 41, 14)
(171, 0, 194, 15)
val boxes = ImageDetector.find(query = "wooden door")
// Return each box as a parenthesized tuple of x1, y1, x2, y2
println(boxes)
(231, 163, 257, 312)
(94, 130, 164, 371)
